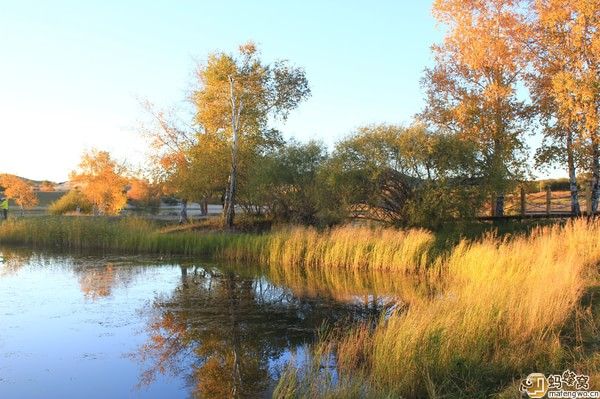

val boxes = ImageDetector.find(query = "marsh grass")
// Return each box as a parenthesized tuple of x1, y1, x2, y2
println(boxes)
(276, 220, 600, 398)
(0, 217, 263, 257)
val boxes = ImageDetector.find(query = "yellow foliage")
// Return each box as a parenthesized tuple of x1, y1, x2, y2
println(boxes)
(69, 150, 129, 215)
(0, 174, 38, 209)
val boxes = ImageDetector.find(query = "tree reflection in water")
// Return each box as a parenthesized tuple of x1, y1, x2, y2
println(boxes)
(77, 263, 117, 299)
(0, 249, 30, 276)
(72, 257, 150, 300)
(133, 265, 394, 398)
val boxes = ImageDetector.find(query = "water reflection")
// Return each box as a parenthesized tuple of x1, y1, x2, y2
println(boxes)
(0, 248, 29, 276)
(72, 259, 149, 300)
(134, 265, 396, 398)
(0, 248, 426, 398)
(266, 264, 435, 307)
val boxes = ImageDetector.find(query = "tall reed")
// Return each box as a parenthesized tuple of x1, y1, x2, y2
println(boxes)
(277, 220, 600, 398)
(225, 225, 436, 273)
(0, 217, 436, 273)
(0, 217, 266, 257)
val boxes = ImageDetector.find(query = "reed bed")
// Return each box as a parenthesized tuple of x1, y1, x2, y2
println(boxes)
(0, 217, 265, 257)
(223, 225, 436, 273)
(277, 219, 600, 398)
(0, 217, 436, 273)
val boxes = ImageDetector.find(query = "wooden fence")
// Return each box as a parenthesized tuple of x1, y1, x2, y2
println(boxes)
(480, 186, 594, 220)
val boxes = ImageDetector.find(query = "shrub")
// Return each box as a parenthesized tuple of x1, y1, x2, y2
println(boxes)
(48, 190, 93, 215)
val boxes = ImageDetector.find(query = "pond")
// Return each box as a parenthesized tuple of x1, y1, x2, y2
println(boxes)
(0, 248, 424, 398)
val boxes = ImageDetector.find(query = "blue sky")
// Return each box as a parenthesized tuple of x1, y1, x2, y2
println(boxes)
(2, 1, 448, 181)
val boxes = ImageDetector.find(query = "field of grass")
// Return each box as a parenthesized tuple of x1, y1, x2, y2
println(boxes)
(0, 217, 439, 272)
(2, 216, 600, 397)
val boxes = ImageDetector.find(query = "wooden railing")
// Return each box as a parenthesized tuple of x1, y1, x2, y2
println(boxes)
(480, 186, 594, 220)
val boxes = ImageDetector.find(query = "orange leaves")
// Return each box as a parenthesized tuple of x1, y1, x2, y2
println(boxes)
(433, 0, 530, 73)
(422, 0, 533, 196)
(533, 0, 600, 141)
(0, 174, 38, 209)
(127, 178, 151, 202)
(70, 150, 129, 215)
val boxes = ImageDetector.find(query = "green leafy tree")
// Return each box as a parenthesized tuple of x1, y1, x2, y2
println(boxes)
(241, 140, 332, 225)
(193, 42, 310, 228)
(327, 124, 482, 227)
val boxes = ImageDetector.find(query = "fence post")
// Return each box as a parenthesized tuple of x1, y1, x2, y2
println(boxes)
(520, 187, 526, 216)
(546, 186, 551, 215)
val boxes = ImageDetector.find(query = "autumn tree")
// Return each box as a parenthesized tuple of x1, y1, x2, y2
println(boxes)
(140, 101, 199, 221)
(0, 174, 38, 214)
(531, 0, 600, 213)
(421, 0, 532, 216)
(529, 50, 584, 215)
(193, 42, 310, 228)
(70, 150, 129, 215)
(127, 178, 161, 212)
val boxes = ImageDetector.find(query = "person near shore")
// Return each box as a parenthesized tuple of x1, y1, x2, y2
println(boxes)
(1, 197, 8, 220)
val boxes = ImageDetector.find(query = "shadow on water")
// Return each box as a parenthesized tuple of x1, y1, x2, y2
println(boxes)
(0, 247, 432, 398)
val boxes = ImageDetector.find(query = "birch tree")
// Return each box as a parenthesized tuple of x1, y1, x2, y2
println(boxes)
(193, 42, 310, 229)
(528, 43, 584, 215)
(532, 0, 600, 213)
(421, 0, 533, 216)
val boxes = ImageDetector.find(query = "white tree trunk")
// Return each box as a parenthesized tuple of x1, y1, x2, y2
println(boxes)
(224, 76, 243, 229)
(592, 136, 600, 214)
(566, 129, 581, 215)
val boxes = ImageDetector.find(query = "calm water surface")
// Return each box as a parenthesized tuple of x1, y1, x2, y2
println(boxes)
(0, 248, 405, 399)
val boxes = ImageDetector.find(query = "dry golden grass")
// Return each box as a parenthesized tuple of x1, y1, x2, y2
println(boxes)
(277, 220, 600, 398)
(223, 225, 435, 273)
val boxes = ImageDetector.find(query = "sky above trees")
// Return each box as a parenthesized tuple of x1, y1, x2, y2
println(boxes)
(0, 1, 442, 181)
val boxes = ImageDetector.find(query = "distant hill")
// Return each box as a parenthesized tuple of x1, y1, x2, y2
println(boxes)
(0, 174, 44, 185)
(0, 174, 68, 192)
(0, 174, 67, 207)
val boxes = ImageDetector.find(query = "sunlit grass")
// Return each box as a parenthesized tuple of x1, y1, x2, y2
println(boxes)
(0, 217, 436, 273)
(222, 225, 436, 274)
(0, 217, 258, 257)
(0, 218, 434, 274)
(276, 219, 600, 398)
